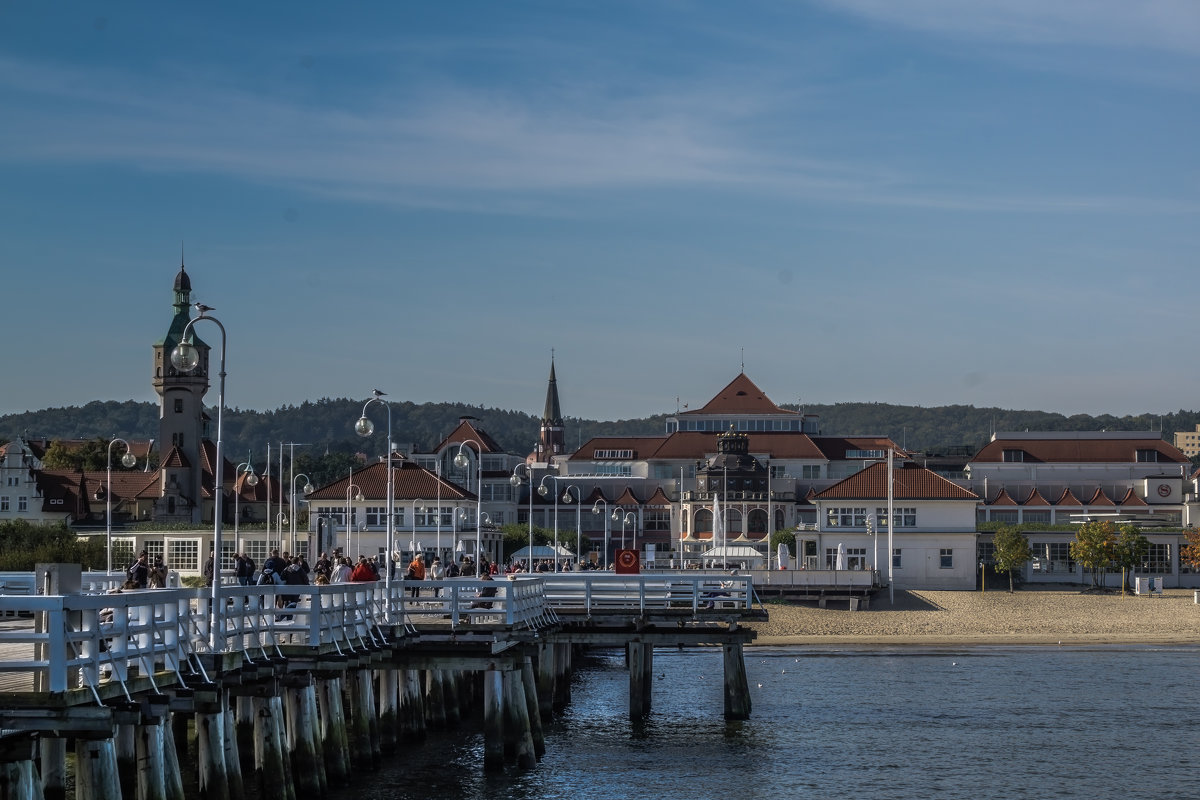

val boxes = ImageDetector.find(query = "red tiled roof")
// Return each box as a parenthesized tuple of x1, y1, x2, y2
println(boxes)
(683, 373, 795, 416)
(434, 419, 504, 455)
(1085, 488, 1115, 506)
(613, 487, 641, 507)
(814, 463, 979, 501)
(1023, 488, 1051, 506)
(1117, 488, 1149, 507)
(645, 487, 672, 507)
(988, 487, 1018, 506)
(1054, 488, 1083, 506)
(307, 460, 475, 503)
(972, 437, 1189, 464)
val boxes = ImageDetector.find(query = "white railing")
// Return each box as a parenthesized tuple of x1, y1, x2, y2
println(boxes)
(540, 573, 756, 613)
(0, 572, 757, 697)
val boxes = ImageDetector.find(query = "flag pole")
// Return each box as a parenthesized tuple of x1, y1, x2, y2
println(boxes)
(887, 448, 894, 605)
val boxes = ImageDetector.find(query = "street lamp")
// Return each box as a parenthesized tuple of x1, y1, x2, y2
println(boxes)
(356, 392, 394, 615)
(170, 302, 227, 649)
(105, 437, 137, 574)
(454, 439, 486, 573)
(538, 475, 562, 570)
(561, 484, 581, 568)
(612, 506, 636, 551)
(511, 463, 534, 560)
(291, 473, 313, 560)
(591, 498, 610, 568)
(233, 458, 258, 552)
(345, 482, 364, 556)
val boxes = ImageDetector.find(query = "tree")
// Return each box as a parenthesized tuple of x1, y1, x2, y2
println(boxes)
(1181, 527, 1200, 571)
(40, 438, 109, 471)
(992, 525, 1031, 593)
(1111, 524, 1149, 591)
(1070, 520, 1116, 589)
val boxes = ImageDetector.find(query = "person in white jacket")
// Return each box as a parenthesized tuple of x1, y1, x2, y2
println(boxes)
(429, 557, 445, 597)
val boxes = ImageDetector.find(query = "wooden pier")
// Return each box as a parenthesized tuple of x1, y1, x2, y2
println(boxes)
(0, 566, 764, 799)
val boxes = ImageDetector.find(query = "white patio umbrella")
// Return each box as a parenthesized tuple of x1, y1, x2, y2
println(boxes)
(835, 543, 847, 571)
(777, 542, 790, 570)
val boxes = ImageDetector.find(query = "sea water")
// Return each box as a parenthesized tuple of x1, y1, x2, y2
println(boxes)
(330, 645, 1200, 800)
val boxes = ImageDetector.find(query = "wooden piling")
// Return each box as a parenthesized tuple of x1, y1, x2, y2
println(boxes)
(628, 643, 647, 721)
(536, 642, 555, 721)
(482, 668, 504, 773)
(74, 738, 121, 800)
(401, 670, 426, 742)
(284, 684, 321, 798)
(1, 757, 44, 800)
(38, 738, 65, 800)
(722, 642, 752, 720)
(195, 706, 230, 800)
(221, 703, 245, 800)
(266, 696, 295, 800)
(251, 698, 288, 800)
(161, 713, 187, 800)
(641, 644, 654, 713)
(303, 684, 327, 797)
(115, 723, 137, 800)
(135, 718, 168, 800)
(348, 669, 377, 769)
(317, 677, 351, 782)
(441, 670, 461, 726)
(378, 669, 400, 753)
(521, 656, 545, 759)
(504, 669, 537, 770)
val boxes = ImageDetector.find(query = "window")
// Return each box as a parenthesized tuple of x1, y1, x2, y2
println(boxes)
(142, 540, 164, 561)
(644, 509, 671, 531)
(366, 506, 387, 526)
(990, 510, 1018, 524)
(595, 449, 634, 459)
(594, 464, 633, 476)
(892, 548, 902, 569)
(18, 497, 27, 512)
(769, 465, 786, 479)
(6, 477, 17, 486)
(826, 507, 866, 527)
(846, 450, 886, 459)
(244, 539, 269, 565)
(1144, 543, 1170, 573)
(846, 547, 867, 570)
(1136, 449, 1159, 463)
(481, 483, 513, 503)
(113, 538, 138, 569)
(874, 508, 917, 527)
(221, 541, 238, 570)
(939, 548, 953, 569)
(313, 506, 345, 525)
(1002, 449, 1025, 463)
(0, 497, 8, 511)
(1032, 542, 1075, 573)
(801, 465, 821, 479)
(393, 508, 405, 527)
(169, 539, 200, 571)
(174, 398, 184, 413)
(977, 541, 995, 566)
(1023, 510, 1051, 524)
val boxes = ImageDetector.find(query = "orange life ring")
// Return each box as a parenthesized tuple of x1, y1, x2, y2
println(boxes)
(617, 550, 637, 569)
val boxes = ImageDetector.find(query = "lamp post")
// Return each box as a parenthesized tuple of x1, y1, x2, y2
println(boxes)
(561, 485, 581, 568)
(105, 437, 137, 574)
(538, 475, 562, 570)
(345, 482, 364, 555)
(612, 508, 636, 552)
(170, 303, 227, 649)
(291, 473, 313, 560)
(454, 439, 486, 573)
(591, 498, 610, 568)
(233, 458, 258, 553)
(511, 463, 534, 560)
(356, 392, 394, 613)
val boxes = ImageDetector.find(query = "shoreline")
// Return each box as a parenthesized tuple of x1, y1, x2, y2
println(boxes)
(744, 586, 1200, 647)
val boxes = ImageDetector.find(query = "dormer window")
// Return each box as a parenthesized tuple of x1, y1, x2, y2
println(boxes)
(1002, 449, 1025, 463)
(1136, 449, 1159, 463)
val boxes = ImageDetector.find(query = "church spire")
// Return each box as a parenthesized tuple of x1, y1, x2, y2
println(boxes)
(538, 353, 565, 459)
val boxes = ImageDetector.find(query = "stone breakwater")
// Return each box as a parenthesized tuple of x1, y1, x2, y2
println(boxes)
(747, 586, 1200, 645)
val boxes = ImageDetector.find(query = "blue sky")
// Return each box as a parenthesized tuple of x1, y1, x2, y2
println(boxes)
(1, 1, 1197, 423)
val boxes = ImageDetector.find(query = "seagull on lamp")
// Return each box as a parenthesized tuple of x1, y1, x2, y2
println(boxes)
(194, 303, 215, 314)
(372, 389, 387, 398)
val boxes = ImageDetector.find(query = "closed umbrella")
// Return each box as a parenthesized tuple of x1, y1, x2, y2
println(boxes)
(835, 543, 847, 571)
(777, 542, 790, 570)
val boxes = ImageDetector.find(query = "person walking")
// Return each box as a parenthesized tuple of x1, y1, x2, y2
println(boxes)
(429, 557, 444, 597)
(406, 553, 425, 597)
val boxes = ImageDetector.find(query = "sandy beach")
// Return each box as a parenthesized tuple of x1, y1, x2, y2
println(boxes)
(747, 585, 1200, 646)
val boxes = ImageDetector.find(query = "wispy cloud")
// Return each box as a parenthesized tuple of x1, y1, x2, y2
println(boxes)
(818, 0, 1200, 54)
